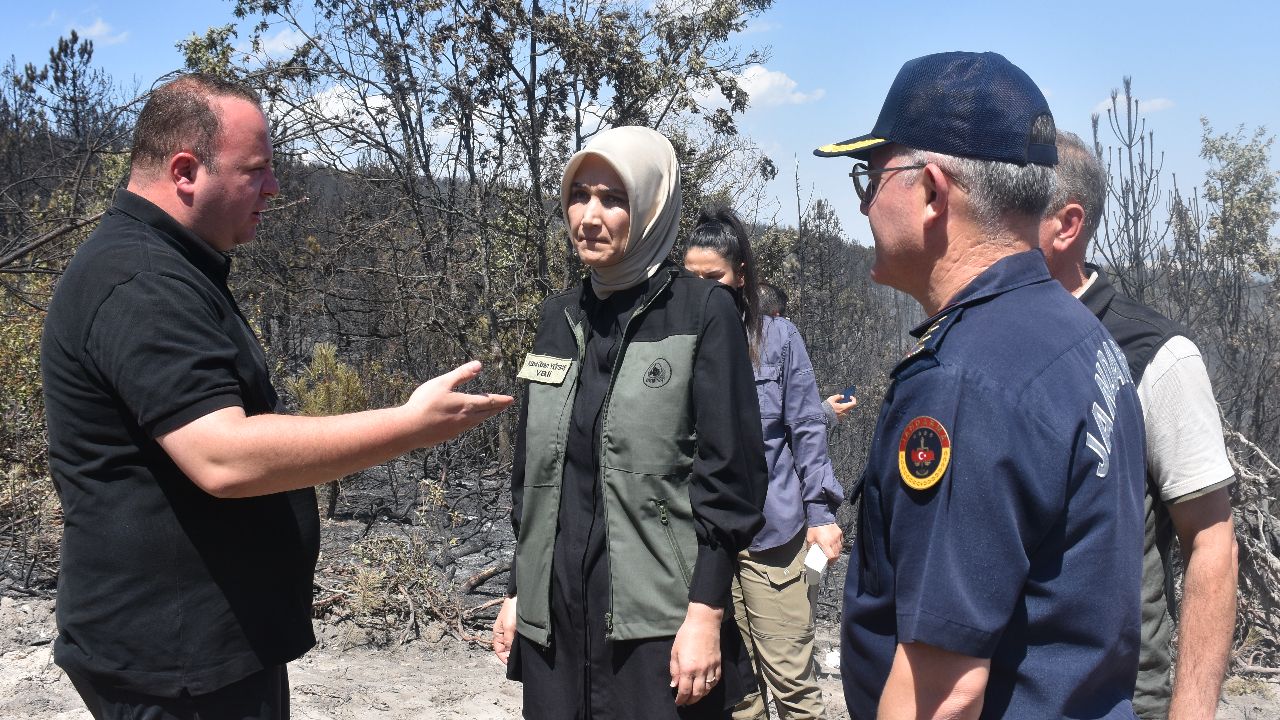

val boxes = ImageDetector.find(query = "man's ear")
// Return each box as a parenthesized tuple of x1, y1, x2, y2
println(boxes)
(169, 151, 200, 201)
(921, 163, 950, 229)
(1051, 202, 1088, 256)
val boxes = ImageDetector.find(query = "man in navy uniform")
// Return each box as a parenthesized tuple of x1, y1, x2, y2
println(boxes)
(814, 52, 1146, 718)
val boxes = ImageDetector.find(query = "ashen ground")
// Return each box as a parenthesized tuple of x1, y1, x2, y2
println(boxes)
(2, 592, 1277, 719)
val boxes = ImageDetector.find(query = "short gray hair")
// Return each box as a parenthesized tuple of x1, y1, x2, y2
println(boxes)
(899, 114, 1057, 236)
(1044, 130, 1106, 243)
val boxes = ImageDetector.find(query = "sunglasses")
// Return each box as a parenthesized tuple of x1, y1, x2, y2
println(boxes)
(849, 162, 927, 204)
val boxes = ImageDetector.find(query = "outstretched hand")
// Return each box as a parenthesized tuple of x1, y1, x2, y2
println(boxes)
(404, 361, 513, 447)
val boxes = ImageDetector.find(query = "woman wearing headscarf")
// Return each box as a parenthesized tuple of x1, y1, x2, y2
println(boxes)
(491, 126, 768, 719)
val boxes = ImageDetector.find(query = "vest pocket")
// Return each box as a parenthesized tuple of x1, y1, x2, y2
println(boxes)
(653, 498, 692, 586)
(602, 468, 697, 639)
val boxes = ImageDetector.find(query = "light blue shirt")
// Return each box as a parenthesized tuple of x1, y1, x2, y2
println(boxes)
(751, 315, 843, 552)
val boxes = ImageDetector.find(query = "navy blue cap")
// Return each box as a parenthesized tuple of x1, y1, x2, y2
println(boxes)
(814, 51, 1057, 166)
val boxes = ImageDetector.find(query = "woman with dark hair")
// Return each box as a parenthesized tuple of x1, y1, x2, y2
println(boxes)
(681, 208, 763, 364)
(492, 127, 768, 719)
(684, 208, 845, 720)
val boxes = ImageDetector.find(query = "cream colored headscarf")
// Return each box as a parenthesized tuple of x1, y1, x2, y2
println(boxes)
(560, 126, 682, 298)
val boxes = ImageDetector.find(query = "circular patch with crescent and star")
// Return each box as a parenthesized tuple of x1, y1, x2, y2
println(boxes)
(898, 416, 951, 491)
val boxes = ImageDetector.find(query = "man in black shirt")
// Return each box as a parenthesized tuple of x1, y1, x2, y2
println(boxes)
(41, 74, 512, 719)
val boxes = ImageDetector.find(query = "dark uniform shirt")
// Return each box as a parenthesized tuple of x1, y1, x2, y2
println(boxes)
(841, 250, 1145, 719)
(41, 190, 320, 697)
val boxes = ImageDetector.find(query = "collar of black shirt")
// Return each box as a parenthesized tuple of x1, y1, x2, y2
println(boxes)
(111, 189, 233, 284)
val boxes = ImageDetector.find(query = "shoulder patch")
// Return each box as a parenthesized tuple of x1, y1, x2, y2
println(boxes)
(892, 310, 962, 380)
(905, 312, 958, 360)
(898, 416, 951, 491)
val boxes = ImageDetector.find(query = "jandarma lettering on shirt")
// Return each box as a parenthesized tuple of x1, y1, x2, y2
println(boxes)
(1086, 338, 1133, 476)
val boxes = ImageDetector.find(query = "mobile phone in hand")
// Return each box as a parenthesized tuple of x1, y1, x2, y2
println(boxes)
(840, 384, 857, 403)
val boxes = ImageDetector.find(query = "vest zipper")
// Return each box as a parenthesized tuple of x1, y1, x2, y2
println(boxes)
(653, 498, 692, 586)
(598, 269, 678, 640)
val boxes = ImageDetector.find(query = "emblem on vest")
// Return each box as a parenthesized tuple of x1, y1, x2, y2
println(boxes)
(643, 358, 673, 388)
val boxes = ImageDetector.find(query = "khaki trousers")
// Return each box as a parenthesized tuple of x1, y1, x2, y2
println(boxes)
(731, 530, 826, 720)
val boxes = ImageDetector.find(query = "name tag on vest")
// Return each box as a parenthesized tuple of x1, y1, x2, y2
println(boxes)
(517, 353, 573, 385)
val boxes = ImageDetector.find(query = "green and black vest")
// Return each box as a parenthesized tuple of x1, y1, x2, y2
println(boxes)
(514, 268, 717, 646)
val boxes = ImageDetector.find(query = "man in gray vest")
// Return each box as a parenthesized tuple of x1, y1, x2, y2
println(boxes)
(1039, 130, 1238, 719)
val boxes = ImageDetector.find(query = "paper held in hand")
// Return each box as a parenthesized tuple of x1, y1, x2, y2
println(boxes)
(804, 543, 828, 585)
